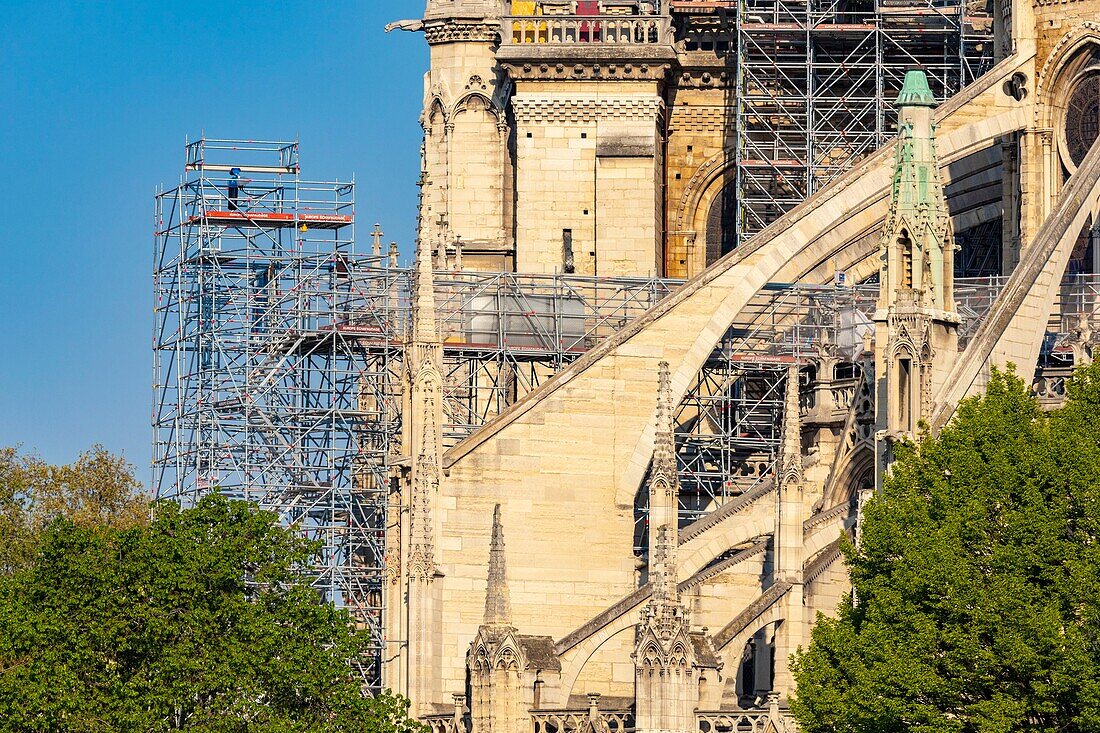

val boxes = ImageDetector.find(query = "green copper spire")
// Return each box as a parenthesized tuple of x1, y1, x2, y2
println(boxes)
(896, 70, 937, 108)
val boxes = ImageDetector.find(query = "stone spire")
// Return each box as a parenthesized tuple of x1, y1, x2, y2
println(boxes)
(772, 369, 807, 702)
(467, 507, 532, 733)
(648, 361, 678, 552)
(877, 69, 954, 314)
(408, 228, 443, 583)
(873, 68, 959, 465)
(483, 504, 512, 627)
(640, 364, 686, 625)
(775, 363, 805, 583)
(780, 364, 803, 487)
(409, 229, 445, 477)
(652, 362, 676, 498)
(635, 401, 696, 733)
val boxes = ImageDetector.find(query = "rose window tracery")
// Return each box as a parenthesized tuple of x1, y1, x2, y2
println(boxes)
(1066, 73, 1100, 167)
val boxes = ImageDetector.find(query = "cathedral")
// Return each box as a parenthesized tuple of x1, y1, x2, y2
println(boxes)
(379, 0, 1100, 730)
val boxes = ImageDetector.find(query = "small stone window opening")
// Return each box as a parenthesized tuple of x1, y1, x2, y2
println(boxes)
(899, 232, 914, 289)
(563, 229, 575, 274)
(898, 357, 912, 433)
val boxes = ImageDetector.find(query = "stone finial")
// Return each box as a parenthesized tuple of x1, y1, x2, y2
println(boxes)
(896, 69, 937, 108)
(370, 223, 384, 256)
(780, 364, 803, 487)
(584, 693, 612, 733)
(483, 503, 512, 626)
(651, 361, 676, 497)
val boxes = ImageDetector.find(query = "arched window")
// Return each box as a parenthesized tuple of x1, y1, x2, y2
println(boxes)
(705, 182, 738, 265)
(1066, 72, 1100, 168)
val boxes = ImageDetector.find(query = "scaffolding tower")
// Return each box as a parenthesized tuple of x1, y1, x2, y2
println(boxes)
(152, 139, 400, 687)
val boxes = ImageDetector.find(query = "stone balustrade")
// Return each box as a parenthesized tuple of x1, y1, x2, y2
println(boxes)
(502, 14, 671, 45)
(530, 708, 634, 733)
(430, 706, 799, 733)
(696, 709, 795, 733)
(423, 714, 462, 733)
(1034, 366, 1072, 408)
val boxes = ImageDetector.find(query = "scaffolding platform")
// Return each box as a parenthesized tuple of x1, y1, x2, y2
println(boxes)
(186, 211, 354, 229)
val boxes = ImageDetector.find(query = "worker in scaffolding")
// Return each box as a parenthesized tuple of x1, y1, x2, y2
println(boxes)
(227, 167, 249, 211)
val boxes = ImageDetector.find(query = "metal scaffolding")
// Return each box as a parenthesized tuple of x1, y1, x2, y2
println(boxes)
(433, 272, 678, 445)
(152, 139, 401, 687)
(676, 0, 994, 240)
(155, 137, 1093, 681)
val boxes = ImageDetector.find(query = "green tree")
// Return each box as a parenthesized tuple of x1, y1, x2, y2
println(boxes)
(791, 366, 1100, 733)
(0, 493, 423, 733)
(0, 444, 149, 573)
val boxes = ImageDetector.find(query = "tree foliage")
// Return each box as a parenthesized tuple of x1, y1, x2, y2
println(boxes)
(791, 365, 1100, 733)
(0, 493, 424, 733)
(0, 444, 148, 573)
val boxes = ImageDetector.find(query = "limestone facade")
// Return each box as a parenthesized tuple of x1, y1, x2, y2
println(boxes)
(386, 1, 1100, 731)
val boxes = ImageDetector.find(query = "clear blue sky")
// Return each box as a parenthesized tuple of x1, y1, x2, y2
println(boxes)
(0, 1, 427, 481)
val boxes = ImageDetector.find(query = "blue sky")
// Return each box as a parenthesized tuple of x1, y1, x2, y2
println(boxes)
(0, 1, 427, 480)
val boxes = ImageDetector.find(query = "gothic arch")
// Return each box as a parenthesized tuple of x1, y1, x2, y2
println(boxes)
(1036, 23, 1100, 173)
(824, 447, 874, 509)
(636, 635, 691, 670)
(675, 147, 737, 238)
(1036, 22, 1100, 129)
(425, 97, 448, 131)
(451, 91, 502, 123)
(714, 596, 788, 692)
(891, 339, 916, 362)
(557, 623, 635, 702)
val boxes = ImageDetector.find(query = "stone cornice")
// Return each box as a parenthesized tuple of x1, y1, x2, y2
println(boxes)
(501, 59, 672, 83)
(512, 95, 665, 125)
(675, 68, 734, 89)
(423, 18, 499, 45)
(498, 43, 675, 81)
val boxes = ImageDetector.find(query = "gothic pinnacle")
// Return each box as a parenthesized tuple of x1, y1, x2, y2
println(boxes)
(409, 415, 440, 581)
(781, 363, 803, 487)
(652, 361, 676, 491)
(651, 525, 679, 608)
(412, 234, 439, 348)
(483, 503, 512, 627)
